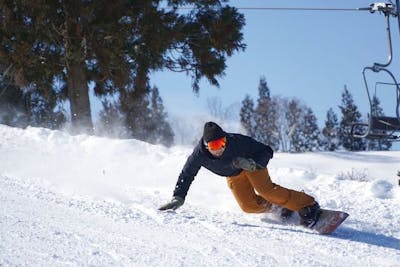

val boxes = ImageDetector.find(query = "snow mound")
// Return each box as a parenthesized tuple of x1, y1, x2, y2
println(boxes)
(370, 180, 394, 199)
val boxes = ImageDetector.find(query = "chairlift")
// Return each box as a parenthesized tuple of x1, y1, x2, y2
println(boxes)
(352, 2, 400, 141)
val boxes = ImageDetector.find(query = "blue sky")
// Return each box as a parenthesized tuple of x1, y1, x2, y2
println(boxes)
(150, 0, 400, 127)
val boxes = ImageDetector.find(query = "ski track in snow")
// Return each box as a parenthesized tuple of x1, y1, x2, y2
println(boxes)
(0, 125, 400, 266)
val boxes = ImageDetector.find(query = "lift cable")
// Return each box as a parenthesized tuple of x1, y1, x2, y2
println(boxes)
(229, 7, 367, 12)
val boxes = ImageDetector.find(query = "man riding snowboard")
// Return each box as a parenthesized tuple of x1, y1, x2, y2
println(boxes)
(160, 121, 321, 227)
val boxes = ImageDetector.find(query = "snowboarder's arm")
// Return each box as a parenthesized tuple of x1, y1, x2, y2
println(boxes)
(159, 150, 201, 211)
(172, 149, 202, 200)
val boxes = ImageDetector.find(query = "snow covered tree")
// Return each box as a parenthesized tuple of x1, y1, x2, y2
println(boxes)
(274, 96, 291, 152)
(253, 77, 279, 150)
(254, 77, 271, 142)
(286, 99, 303, 152)
(239, 78, 321, 152)
(322, 108, 340, 151)
(338, 86, 366, 151)
(301, 107, 322, 151)
(240, 95, 256, 138)
(284, 99, 321, 152)
(265, 96, 280, 150)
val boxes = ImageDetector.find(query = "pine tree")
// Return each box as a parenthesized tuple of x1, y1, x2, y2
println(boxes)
(253, 77, 279, 150)
(322, 108, 340, 151)
(338, 86, 366, 151)
(1, 1, 246, 133)
(28, 90, 66, 130)
(0, 78, 29, 127)
(301, 107, 322, 151)
(367, 96, 392, 150)
(286, 99, 303, 152)
(254, 77, 271, 143)
(257, 77, 271, 99)
(0, 76, 65, 129)
(97, 99, 126, 138)
(284, 99, 321, 152)
(240, 95, 256, 138)
(106, 85, 174, 146)
(147, 86, 174, 147)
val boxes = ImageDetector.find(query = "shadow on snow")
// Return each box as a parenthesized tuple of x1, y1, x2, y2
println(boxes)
(333, 227, 400, 251)
(232, 221, 400, 251)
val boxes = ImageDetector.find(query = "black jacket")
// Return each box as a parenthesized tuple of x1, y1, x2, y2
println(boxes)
(173, 133, 274, 199)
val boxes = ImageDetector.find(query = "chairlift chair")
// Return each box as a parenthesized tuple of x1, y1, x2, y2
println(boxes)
(352, 2, 400, 141)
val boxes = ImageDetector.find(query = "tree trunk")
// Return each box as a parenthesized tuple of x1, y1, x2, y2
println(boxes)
(64, 1, 93, 134)
(67, 61, 93, 134)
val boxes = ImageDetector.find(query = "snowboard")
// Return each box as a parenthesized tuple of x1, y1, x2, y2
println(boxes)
(266, 206, 349, 235)
(310, 209, 349, 235)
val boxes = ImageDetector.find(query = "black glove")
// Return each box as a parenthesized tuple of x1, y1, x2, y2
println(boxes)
(233, 157, 257, 172)
(159, 196, 184, 211)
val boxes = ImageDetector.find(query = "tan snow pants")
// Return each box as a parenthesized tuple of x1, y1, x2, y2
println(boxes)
(226, 168, 315, 213)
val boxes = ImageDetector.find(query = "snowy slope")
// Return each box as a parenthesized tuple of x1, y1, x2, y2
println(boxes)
(0, 125, 399, 267)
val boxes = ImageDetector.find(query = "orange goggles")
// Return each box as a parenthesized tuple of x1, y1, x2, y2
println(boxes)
(206, 137, 227, 151)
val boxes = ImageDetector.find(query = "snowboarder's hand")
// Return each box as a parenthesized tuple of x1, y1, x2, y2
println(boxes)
(159, 196, 184, 211)
(233, 157, 257, 172)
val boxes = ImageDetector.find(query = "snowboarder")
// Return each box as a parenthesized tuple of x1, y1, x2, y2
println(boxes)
(159, 121, 321, 227)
